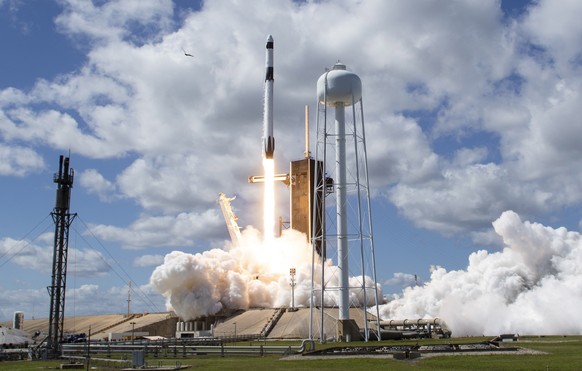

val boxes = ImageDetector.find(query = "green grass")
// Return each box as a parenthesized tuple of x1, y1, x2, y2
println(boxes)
(1, 336, 581, 370)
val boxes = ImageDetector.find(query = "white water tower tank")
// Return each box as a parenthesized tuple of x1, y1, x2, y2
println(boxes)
(317, 63, 362, 106)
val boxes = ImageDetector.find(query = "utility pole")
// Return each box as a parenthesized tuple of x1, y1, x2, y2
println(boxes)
(86, 326, 91, 371)
(47, 155, 76, 359)
(130, 322, 136, 344)
(127, 281, 132, 317)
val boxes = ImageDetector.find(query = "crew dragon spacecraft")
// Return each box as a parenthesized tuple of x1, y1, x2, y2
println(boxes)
(263, 35, 275, 159)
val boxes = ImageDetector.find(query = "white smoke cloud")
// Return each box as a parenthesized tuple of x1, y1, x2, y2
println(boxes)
(376, 210, 582, 336)
(150, 227, 381, 321)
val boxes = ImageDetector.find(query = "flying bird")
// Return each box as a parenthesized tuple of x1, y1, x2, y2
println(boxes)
(182, 49, 194, 57)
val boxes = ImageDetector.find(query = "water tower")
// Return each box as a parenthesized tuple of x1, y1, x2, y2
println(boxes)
(309, 63, 381, 341)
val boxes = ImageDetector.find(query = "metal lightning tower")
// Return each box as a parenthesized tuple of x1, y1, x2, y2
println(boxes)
(46, 155, 76, 358)
(310, 63, 381, 342)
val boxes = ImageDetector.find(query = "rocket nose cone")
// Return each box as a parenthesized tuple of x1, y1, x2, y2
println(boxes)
(266, 35, 273, 43)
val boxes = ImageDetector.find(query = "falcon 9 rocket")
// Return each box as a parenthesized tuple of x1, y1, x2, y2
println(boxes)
(263, 35, 275, 159)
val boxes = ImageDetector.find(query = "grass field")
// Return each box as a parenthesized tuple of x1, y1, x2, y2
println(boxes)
(1, 336, 581, 370)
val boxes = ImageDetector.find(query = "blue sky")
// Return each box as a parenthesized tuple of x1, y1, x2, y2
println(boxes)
(1, 0, 582, 329)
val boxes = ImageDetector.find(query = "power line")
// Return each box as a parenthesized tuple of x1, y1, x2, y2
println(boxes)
(0, 213, 52, 269)
(74, 215, 162, 313)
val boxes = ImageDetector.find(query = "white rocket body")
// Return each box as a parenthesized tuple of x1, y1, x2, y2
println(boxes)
(263, 35, 275, 159)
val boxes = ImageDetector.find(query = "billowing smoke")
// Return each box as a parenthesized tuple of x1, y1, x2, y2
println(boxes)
(377, 210, 582, 336)
(150, 227, 380, 321)
(151, 209, 581, 335)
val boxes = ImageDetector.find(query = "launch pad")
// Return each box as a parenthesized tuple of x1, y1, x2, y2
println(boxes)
(224, 37, 381, 343)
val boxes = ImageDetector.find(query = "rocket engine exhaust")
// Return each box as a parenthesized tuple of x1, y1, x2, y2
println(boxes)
(263, 35, 275, 159)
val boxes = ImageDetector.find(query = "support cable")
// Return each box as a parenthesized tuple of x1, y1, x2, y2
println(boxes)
(74, 215, 162, 314)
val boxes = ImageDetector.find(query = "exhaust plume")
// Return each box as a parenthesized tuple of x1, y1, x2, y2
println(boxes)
(150, 227, 380, 320)
(377, 210, 582, 336)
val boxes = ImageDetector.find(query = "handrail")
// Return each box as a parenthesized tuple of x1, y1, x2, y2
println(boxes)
(61, 338, 315, 357)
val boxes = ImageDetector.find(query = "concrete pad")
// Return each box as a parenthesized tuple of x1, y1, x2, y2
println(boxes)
(213, 308, 277, 337)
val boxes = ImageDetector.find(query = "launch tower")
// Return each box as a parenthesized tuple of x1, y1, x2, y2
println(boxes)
(46, 155, 76, 358)
(290, 158, 324, 257)
(289, 107, 325, 257)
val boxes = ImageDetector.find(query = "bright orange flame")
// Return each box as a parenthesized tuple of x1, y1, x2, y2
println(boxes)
(263, 158, 275, 246)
